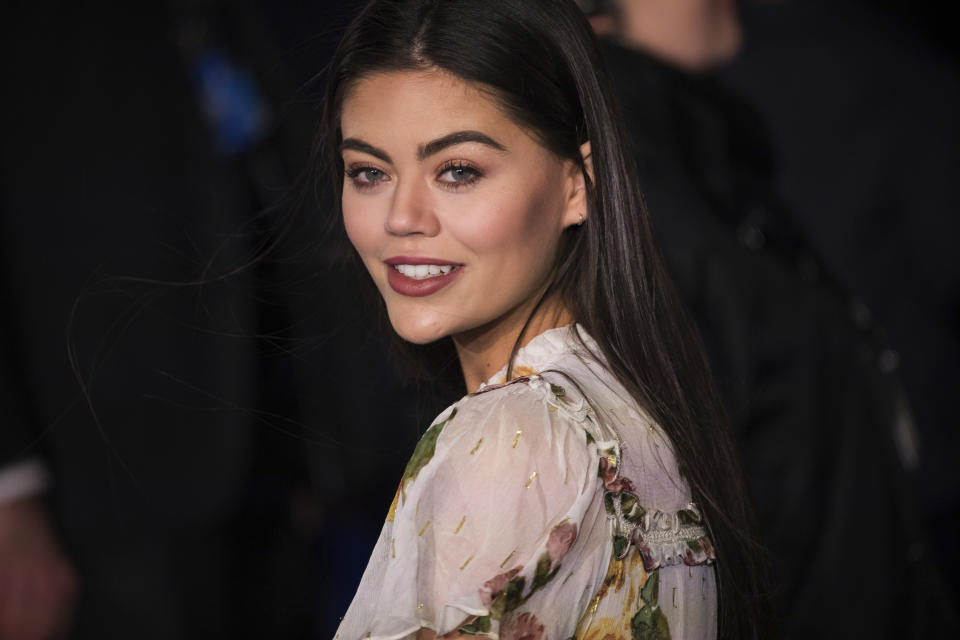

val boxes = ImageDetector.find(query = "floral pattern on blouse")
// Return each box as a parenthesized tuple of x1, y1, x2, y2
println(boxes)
(599, 451, 715, 571)
(460, 520, 579, 634)
(335, 325, 718, 640)
(573, 443, 715, 640)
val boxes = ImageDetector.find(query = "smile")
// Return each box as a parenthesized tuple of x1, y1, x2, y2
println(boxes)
(392, 264, 457, 280)
(384, 257, 463, 297)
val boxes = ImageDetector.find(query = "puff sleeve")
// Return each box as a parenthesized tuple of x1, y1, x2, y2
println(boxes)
(335, 377, 611, 639)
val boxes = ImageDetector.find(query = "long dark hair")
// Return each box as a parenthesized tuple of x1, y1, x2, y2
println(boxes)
(317, 0, 772, 636)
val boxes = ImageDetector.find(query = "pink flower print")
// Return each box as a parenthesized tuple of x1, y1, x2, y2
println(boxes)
(479, 566, 522, 607)
(701, 536, 716, 560)
(546, 521, 578, 566)
(598, 455, 635, 493)
(598, 455, 617, 485)
(501, 612, 545, 640)
(606, 475, 635, 494)
(632, 533, 658, 571)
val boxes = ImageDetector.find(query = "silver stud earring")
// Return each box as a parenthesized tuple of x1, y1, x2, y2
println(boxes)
(577, 213, 585, 226)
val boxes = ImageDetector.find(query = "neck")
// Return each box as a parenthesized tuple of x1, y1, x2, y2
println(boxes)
(615, 0, 741, 72)
(453, 293, 573, 392)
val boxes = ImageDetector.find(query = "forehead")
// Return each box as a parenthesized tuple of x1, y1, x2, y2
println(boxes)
(340, 69, 528, 146)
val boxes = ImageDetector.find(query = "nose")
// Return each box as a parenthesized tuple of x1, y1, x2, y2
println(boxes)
(384, 177, 440, 237)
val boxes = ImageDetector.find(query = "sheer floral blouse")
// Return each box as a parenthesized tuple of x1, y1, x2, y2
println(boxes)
(336, 325, 717, 639)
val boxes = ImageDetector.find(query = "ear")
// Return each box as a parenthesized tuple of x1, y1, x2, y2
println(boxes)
(561, 141, 594, 229)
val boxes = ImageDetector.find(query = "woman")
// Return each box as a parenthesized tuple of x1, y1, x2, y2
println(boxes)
(324, 0, 771, 637)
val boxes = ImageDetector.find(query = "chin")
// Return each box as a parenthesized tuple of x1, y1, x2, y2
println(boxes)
(386, 308, 454, 345)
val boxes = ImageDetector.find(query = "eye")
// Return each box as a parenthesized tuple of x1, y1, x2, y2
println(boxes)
(437, 161, 482, 189)
(345, 165, 390, 190)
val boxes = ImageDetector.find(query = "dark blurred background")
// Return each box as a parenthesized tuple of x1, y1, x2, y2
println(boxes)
(0, 1, 956, 638)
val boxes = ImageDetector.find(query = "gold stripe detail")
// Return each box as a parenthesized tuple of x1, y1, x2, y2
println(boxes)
(460, 554, 475, 571)
(386, 485, 400, 523)
(512, 430, 523, 448)
(673, 587, 679, 608)
(454, 515, 467, 534)
(525, 471, 537, 488)
(500, 549, 517, 568)
(418, 520, 431, 537)
(391, 538, 396, 559)
(583, 590, 602, 623)
(470, 438, 483, 455)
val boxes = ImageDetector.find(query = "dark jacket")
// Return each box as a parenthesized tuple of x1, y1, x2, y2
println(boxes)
(602, 41, 951, 637)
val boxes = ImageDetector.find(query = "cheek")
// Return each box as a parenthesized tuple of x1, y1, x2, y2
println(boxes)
(452, 182, 561, 260)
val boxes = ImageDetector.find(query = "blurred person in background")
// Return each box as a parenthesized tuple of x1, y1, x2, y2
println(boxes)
(0, 3, 322, 638)
(718, 0, 960, 605)
(581, 0, 955, 636)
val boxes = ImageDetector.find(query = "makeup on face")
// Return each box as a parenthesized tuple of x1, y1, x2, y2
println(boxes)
(384, 256, 463, 297)
(339, 69, 581, 348)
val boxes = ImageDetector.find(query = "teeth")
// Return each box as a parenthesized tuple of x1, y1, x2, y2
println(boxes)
(394, 264, 457, 280)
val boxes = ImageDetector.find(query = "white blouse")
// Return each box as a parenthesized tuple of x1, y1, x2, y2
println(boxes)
(336, 325, 717, 640)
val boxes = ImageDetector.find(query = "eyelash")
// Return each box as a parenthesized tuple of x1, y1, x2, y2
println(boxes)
(436, 160, 483, 190)
(344, 165, 388, 191)
(344, 160, 484, 191)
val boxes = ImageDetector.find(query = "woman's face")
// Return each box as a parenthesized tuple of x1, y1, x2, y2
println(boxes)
(340, 70, 585, 345)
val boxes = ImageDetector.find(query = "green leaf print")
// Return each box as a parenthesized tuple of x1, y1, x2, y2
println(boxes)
(640, 569, 660, 606)
(400, 408, 457, 499)
(486, 552, 563, 621)
(630, 604, 671, 640)
(605, 492, 617, 516)
(460, 616, 492, 634)
(489, 575, 527, 619)
(677, 509, 698, 525)
(613, 535, 629, 558)
(503, 576, 526, 614)
(529, 552, 561, 594)
(620, 493, 647, 524)
(631, 571, 671, 640)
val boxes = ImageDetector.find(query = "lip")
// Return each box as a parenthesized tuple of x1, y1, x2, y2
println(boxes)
(384, 256, 463, 297)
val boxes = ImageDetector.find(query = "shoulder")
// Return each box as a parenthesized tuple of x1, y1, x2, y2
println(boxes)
(397, 376, 601, 506)
(354, 379, 615, 639)
(442, 375, 595, 447)
(393, 376, 594, 500)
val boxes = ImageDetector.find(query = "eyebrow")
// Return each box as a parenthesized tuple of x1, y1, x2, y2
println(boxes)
(417, 130, 507, 160)
(339, 138, 392, 164)
(339, 130, 507, 164)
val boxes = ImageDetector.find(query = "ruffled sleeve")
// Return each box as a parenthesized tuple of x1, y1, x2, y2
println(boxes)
(335, 377, 612, 640)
